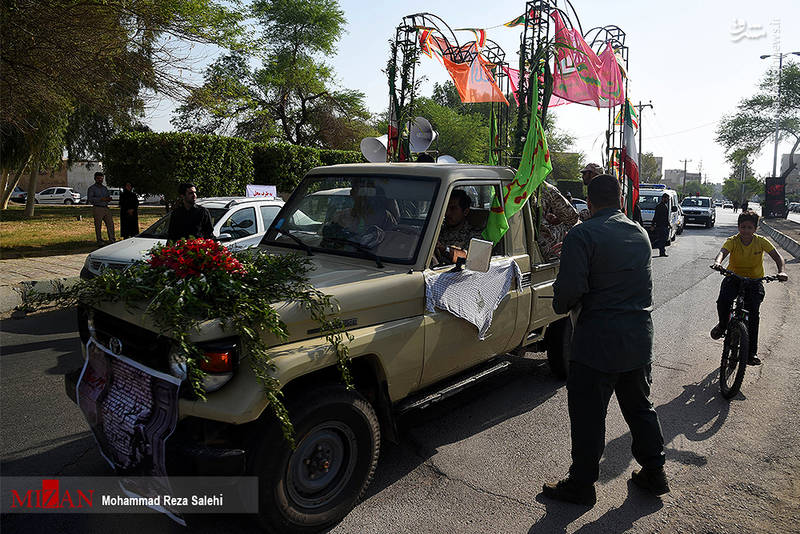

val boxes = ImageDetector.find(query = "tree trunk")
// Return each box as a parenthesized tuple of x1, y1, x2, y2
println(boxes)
(23, 156, 40, 218)
(0, 155, 31, 209)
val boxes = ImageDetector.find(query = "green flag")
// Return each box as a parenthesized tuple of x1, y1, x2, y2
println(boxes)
(482, 74, 553, 244)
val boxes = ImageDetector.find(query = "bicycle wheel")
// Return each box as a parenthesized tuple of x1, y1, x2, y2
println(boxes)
(720, 320, 749, 399)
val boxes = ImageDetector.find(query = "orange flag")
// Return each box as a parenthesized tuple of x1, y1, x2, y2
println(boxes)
(442, 56, 509, 105)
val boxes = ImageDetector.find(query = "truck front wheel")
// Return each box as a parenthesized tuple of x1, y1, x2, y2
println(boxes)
(545, 317, 573, 380)
(250, 385, 380, 534)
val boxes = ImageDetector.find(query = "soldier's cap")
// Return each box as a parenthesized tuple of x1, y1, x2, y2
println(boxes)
(580, 163, 603, 175)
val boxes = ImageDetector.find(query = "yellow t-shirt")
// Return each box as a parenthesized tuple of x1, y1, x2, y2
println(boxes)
(722, 234, 775, 278)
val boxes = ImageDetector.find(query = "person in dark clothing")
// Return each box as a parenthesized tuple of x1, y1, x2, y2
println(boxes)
(732, 200, 739, 212)
(633, 201, 644, 226)
(167, 183, 213, 241)
(542, 174, 668, 507)
(652, 193, 670, 257)
(119, 182, 140, 238)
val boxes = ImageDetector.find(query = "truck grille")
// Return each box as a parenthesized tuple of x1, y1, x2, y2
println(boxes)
(91, 310, 173, 373)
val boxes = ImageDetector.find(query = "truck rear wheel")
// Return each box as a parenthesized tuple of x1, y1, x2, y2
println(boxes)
(545, 317, 572, 380)
(250, 385, 380, 534)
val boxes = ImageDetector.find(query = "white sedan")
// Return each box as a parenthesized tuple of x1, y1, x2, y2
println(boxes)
(81, 197, 284, 278)
(34, 187, 82, 204)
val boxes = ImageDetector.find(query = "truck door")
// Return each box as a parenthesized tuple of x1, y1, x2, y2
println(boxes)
(421, 182, 520, 387)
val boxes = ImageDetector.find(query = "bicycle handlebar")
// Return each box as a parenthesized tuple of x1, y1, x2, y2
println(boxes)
(710, 264, 781, 283)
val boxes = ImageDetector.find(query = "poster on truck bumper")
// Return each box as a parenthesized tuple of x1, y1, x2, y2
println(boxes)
(77, 338, 184, 523)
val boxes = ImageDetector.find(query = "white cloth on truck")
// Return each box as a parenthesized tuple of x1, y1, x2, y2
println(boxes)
(424, 258, 521, 340)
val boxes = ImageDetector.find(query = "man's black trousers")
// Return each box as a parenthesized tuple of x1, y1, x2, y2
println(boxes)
(567, 361, 666, 484)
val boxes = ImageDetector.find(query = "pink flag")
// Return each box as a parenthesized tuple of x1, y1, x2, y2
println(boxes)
(550, 11, 624, 108)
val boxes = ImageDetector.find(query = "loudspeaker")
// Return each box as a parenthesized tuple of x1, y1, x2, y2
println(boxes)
(360, 134, 388, 163)
(409, 117, 438, 154)
(437, 154, 458, 164)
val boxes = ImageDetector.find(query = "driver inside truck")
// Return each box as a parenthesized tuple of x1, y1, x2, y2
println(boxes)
(434, 189, 483, 265)
(330, 181, 398, 236)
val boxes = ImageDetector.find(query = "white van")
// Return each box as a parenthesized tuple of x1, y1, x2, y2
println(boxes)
(639, 184, 681, 244)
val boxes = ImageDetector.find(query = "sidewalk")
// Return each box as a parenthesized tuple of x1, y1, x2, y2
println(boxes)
(0, 252, 86, 314)
(761, 218, 800, 261)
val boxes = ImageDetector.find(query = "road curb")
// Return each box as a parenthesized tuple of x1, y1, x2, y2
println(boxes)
(0, 277, 80, 315)
(761, 221, 800, 260)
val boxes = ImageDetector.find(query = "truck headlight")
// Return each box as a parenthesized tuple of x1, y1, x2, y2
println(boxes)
(171, 339, 239, 393)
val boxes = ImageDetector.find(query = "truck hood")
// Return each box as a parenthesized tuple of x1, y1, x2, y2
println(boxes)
(267, 252, 426, 344)
(89, 237, 163, 264)
(92, 250, 427, 346)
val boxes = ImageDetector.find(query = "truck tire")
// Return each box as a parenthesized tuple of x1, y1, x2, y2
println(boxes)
(546, 317, 573, 380)
(250, 385, 380, 534)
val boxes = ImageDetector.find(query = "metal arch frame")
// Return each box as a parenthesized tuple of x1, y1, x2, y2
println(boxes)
(388, 12, 512, 165)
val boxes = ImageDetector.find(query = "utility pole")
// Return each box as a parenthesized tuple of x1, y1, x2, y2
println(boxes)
(680, 158, 692, 198)
(634, 101, 653, 181)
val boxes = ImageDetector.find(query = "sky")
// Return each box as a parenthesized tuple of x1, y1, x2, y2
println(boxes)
(144, 0, 799, 184)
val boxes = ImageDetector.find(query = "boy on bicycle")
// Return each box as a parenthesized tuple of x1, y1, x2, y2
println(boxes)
(710, 210, 788, 365)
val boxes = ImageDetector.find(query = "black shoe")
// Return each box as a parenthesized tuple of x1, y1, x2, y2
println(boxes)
(747, 355, 762, 366)
(631, 467, 670, 495)
(542, 478, 597, 507)
(710, 324, 724, 340)
(659, 252, 668, 257)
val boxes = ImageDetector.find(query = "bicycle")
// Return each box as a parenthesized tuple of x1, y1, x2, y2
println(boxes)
(710, 265, 780, 399)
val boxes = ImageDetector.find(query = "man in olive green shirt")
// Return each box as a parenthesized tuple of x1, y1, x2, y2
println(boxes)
(543, 174, 668, 507)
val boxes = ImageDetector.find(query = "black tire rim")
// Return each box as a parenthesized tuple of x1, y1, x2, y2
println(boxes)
(286, 421, 358, 510)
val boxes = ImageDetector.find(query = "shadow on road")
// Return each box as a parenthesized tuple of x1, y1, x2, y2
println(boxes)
(528, 480, 663, 534)
(598, 369, 729, 483)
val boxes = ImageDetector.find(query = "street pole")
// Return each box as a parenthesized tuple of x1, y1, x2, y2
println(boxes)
(761, 52, 800, 179)
(680, 158, 691, 198)
(634, 101, 653, 181)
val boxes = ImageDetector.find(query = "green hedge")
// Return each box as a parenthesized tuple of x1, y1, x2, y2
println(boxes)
(252, 143, 364, 193)
(104, 132, 255, 198)
(105, 132, 365, 199)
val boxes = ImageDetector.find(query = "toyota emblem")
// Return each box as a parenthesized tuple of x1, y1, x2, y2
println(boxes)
(109, 337, 123, 355)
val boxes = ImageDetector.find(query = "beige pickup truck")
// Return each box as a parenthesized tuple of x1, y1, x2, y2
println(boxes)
(67, 163, 572, 533)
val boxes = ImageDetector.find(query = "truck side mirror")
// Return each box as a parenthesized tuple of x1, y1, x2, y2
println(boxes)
(671, 205, 678, 213)
(465, 238, 492, 272)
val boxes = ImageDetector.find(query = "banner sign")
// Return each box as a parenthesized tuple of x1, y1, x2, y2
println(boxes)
(764, 177, 786, 218)
(246, 184, 277, 199)
(77, 339, 183, 522)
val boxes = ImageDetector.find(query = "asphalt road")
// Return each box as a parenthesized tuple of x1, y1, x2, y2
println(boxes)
(2, 208, 798, 534)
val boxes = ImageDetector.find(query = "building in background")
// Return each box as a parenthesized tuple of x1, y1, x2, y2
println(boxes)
(780, 153, 799, 199)
(662, 169, 701, 190)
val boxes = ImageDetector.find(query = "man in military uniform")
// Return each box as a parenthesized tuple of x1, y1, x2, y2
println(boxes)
(434, 189, 482, 264)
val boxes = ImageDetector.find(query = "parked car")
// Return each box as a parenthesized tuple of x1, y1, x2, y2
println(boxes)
(80, 197, 285, 278)
(34, 187, 82, 204)
(676, 205, 684, 235)
(9, 186, 27, 203)
(788, 201, 800, 213)
(722, 202, 734, 209)
(680, 196, 715, 228)
(570, 197, 588, 214)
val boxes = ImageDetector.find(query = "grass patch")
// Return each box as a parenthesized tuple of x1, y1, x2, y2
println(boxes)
(1, 205, 166, 259)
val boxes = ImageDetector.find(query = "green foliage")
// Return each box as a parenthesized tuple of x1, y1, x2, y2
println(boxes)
(24, 240, 353, 446)
(549, 152, 584, 182)
(722, 177, 763, 203)
(556, 180, 585, 200)
(414, 98, 488, 163)
(716, 62, 800, 165)
(640, 152, 662, 183)
(104, 132, 254, 199)
(253, 142, 363, 192)
(174, 0, 368, 147)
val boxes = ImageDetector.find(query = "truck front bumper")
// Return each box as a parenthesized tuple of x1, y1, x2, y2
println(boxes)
(64, 368, 247, 476)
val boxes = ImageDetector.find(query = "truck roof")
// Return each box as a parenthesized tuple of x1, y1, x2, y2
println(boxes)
(306, 163, 518, 185)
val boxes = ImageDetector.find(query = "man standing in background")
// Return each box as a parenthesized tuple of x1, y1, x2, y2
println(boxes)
(87, 171, 115, 245)
(652, 193, 670, 257)
(119, 181, 140, 238)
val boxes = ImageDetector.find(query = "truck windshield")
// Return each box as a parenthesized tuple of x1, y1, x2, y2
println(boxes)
(262, 175, 439, 264)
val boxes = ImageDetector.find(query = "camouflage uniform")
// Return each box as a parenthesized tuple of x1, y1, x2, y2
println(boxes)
(437, 220, 482, 250)
(538, 182, 580, 260)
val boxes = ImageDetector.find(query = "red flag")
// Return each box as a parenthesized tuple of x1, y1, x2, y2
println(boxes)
(622, 103, 639, 215)
(442, 55, 508, 105)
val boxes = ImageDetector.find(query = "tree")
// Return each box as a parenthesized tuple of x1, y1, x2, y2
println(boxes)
(721, 153, 763, 203)
(549, 152, 584, 183)
(412, 98, 488, 163)
(716, 61, 800, 174)
(682, 181, 714, 198)
(0, 0, 246, 212)
(640, 152, 662, 183)
(173, 0, 370, 148)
